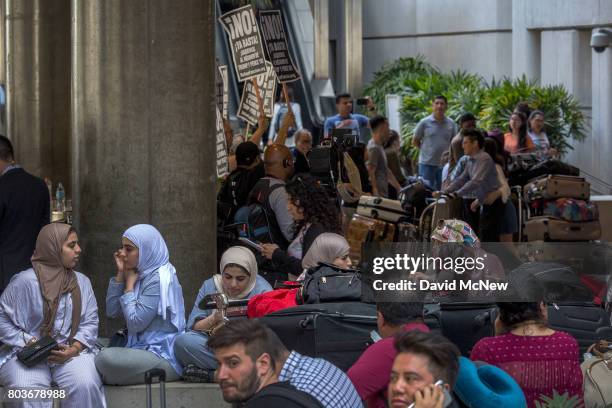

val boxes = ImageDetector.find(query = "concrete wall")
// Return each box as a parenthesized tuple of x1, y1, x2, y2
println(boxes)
(343, 0, 612, 191)
(361, 0, 512, 83)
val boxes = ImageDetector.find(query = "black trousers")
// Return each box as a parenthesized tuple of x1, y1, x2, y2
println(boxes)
(479, 198, 505, 242)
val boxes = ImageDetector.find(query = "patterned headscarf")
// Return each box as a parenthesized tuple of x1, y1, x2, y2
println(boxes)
(431, 219, 480, 248)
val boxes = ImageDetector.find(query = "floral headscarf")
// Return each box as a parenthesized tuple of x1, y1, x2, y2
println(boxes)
(431, 219, 480, 248)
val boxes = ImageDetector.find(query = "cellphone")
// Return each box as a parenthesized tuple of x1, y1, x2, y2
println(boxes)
(407, 380, 452, 408)
(238, 237, 263, 251)
(356, 97, 369, 106)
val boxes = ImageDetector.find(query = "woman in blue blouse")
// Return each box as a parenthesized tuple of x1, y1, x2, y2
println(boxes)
(95, 224, 186, 385)
(173, 246, 271, 379)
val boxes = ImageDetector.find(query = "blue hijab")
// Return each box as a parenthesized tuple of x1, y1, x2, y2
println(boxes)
(123, 224, 185, 333)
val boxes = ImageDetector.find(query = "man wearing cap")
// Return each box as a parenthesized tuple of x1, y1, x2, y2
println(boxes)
(217, 141, 264, 224)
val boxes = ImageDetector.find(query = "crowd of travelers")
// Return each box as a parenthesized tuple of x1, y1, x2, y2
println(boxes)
(0, 82, 607, 408)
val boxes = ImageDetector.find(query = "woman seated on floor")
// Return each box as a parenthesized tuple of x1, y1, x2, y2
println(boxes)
(259, 174, 341, 281)
(471, 301, 583, 407)
(95, 224, 185, 385)
(173, 246, 272, 381)
(0, 224, 106, 407)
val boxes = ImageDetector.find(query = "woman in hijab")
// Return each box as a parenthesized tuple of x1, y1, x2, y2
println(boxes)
(95, 224, 185, 385)
(430, 219, 505, 295)
(0, 223, 105, 408)
(298, 233, 353, 280)
(173, 246, 271, 380)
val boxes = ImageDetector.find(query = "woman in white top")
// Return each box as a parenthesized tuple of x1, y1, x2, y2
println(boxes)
(527, 110, 558, 158)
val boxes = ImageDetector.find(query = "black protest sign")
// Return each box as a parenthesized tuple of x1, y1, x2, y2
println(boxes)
(259, 10, 300, 83)
(216, 108, 229, 177)
(237, 62, 277, 126)
(219, 5, 267, 82)
(216, 65, 229, 119)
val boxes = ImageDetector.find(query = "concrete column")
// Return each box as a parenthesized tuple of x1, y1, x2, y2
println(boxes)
(343, 0, 363, 96)
(589, 33, 612, 193)
(512, 0, 541, 81)
(5, 0, 71, 188)
(313, 0, 329, 79)
(72, 0, 216, 335)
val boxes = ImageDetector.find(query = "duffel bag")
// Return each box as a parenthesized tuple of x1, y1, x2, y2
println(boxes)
(543, 198, 599, 222)
(259, 302, 377, 371)
(297, 263, 362, 305)
(524, 174, 590, 202)
(521, 159, 579, 182)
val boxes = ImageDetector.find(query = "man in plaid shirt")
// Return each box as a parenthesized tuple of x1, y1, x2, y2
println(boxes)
(278, 349, 363, 408)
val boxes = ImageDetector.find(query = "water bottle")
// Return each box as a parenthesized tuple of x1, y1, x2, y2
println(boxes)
(55, 183, 66, 212)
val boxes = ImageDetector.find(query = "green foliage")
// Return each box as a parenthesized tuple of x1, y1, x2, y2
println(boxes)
(364, 57, 588, 160)
(534, 391, 582, 408)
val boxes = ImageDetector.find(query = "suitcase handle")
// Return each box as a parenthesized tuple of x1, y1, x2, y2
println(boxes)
(145, 368, 166, 384)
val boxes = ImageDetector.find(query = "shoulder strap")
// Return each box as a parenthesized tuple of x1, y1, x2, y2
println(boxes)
(255, 383, 324, 408)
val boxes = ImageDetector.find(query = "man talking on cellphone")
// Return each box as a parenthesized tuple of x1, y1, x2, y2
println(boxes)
(388, 331, 461, 408)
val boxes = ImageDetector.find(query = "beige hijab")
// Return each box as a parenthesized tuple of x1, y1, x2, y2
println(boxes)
(214, 246, 258, 300)
(302, 233, 350, 270)
(30, 223, 82, 340)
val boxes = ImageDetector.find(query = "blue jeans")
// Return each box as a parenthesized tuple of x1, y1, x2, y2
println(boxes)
(173, 331, 217, 370)
(418, 164, 442, 191)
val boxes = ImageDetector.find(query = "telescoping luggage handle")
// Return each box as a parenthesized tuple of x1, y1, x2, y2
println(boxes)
(145, 368, 166, 408)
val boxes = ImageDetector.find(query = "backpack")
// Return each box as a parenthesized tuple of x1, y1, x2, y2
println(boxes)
(218, 165, 264, 225)
(249, 382, 324, 408)
(234, 179, 288, 249)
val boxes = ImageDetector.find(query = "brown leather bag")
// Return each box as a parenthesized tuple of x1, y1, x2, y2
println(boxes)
(346, 214, 395, 264)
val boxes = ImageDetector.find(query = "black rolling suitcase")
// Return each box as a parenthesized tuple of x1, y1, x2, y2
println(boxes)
(145, 369, 166, 408)
(424, 303, 497, 356)
(259, 302, 377, 371)
(547, 303, 612, 354)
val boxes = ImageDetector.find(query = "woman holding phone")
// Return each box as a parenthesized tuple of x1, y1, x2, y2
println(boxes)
(95, 224, 185, 385)
(173, 246, 271, 381)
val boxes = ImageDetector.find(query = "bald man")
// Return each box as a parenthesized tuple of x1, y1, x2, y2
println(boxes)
(247, 144, 295, 253)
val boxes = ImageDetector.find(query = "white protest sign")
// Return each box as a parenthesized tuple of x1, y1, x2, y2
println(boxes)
(216, 108, 229, 177)
(237, 61, 277, 125)
(219, 5, 267, 82)
(216, 65, 229, 119)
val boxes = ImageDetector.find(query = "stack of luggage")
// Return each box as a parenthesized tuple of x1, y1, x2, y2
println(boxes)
(346, 196, 418, 264)
(522, 173, 601, 241)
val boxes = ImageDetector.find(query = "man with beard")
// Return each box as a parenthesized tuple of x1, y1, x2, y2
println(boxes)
(208, 320, 324, 408)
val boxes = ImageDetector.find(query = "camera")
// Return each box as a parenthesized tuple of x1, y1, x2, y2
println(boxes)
(331, 128, 358, 150)
(590, 29, 612, 53)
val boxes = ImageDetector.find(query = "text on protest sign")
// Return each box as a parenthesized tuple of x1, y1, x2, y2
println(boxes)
(237, 61, 277, 126)
(216, 108, 229, 177)
(219, 5, 267, 82)
(216, 65, 229, 119)
(258, 10, 300, 83)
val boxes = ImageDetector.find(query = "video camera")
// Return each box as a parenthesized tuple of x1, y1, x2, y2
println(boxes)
(329, 128, 358, 151)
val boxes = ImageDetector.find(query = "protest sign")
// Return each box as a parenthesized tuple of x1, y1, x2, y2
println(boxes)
(216, 107, 229, 177)
(237, 61, 277, 125)
(216, 64, 229, 119)
(259, 10, 300, 83)
(219, 5, 267, 82)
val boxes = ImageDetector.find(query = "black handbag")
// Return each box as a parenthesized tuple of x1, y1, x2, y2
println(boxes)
(297, 263, 362, 304)
(17, 336, 59, 367)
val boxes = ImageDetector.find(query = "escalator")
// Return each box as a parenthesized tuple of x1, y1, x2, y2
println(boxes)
(215, 0, 335, 144)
